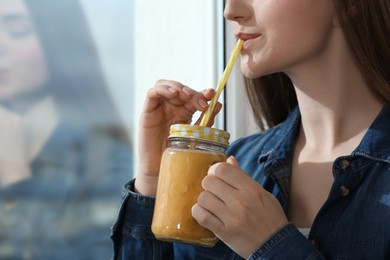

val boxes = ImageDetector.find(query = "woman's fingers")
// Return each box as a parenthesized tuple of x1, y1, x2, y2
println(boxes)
(207, 102, 223, 127)
(143, 81, 185, 113)
(194, 102, 223, 126)
(208, 162, 255, 191)
(201, 88, 217, 100)
(192, 201, 224, 234)
(144, 81, 214, 114)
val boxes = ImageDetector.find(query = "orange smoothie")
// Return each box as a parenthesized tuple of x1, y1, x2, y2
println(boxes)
(151, 147, 227, 247)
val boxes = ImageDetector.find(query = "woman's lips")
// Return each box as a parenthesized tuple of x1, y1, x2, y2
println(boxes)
(235, 32, 262, 50)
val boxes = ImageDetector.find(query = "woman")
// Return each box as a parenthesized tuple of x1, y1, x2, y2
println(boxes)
(0, 0, 132, 259)
(112, 0, 389, 259)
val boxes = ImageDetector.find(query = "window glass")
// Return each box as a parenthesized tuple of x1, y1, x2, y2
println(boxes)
(0, 0, 132, 259)
(0, 0, 223, 259)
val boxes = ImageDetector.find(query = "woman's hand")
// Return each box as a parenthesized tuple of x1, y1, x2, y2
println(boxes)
(135, 80, 221, 196)
(192, 156, 288, 258)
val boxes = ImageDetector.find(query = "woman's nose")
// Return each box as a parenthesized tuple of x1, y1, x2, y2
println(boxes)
(224, 0, 250, 22)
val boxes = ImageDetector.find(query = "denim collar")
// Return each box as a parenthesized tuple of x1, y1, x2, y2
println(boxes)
(352, 105, 390, 163)
(257, 107, 300, 200)
(258, 106, 300, 168)
(259, 105, 390, 169)
(257, 105, 390, 199)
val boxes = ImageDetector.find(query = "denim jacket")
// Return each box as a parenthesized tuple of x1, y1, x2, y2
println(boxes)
(111, 106, 390, 259)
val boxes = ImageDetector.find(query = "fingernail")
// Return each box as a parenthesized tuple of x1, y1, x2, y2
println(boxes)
(198, 99, 209, 108)
(168, 87, 178, 93)
(182, 87, 192, 96)
(227, 156, 240, 167)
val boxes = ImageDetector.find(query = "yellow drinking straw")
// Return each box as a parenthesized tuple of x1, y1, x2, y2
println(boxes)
(200, 39, 243, 127)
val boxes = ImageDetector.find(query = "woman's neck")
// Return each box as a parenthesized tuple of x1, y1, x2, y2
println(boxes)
(286, 29, 383, 156)
(294, 79, 382, 160)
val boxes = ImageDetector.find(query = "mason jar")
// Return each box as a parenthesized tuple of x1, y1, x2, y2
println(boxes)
(151, 124, 230, 247)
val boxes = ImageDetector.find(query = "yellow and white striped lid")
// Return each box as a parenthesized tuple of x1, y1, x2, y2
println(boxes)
(169, 124, 230, 146)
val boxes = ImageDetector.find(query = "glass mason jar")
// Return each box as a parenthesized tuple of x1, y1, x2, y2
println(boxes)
(151, 124, 230, 247)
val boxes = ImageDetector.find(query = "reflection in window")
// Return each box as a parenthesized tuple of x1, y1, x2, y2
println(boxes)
(0, 0, 133, 259)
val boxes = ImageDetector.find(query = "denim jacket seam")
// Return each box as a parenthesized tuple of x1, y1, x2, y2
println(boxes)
(351, 152, 390, 165)
(257, 117, 296, 164)
(249, 223, 296, 258)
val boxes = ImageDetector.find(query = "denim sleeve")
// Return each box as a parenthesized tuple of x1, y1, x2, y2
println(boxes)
(111, 179, 173, 260)
(248, 223, 325, 260)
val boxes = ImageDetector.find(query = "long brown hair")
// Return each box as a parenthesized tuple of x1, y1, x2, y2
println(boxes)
(245, 0, 390, 131)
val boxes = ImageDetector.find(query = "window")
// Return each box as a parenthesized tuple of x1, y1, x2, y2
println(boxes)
(0, 0, 235, 259)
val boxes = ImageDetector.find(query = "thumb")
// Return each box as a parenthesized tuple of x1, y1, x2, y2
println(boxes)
(226, 155, 240, 168)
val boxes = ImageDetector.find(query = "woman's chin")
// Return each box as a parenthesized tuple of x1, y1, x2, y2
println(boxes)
(239, 58, 267, 79)
(240, 66, 262, 79)
(240, 61, 279, 79)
